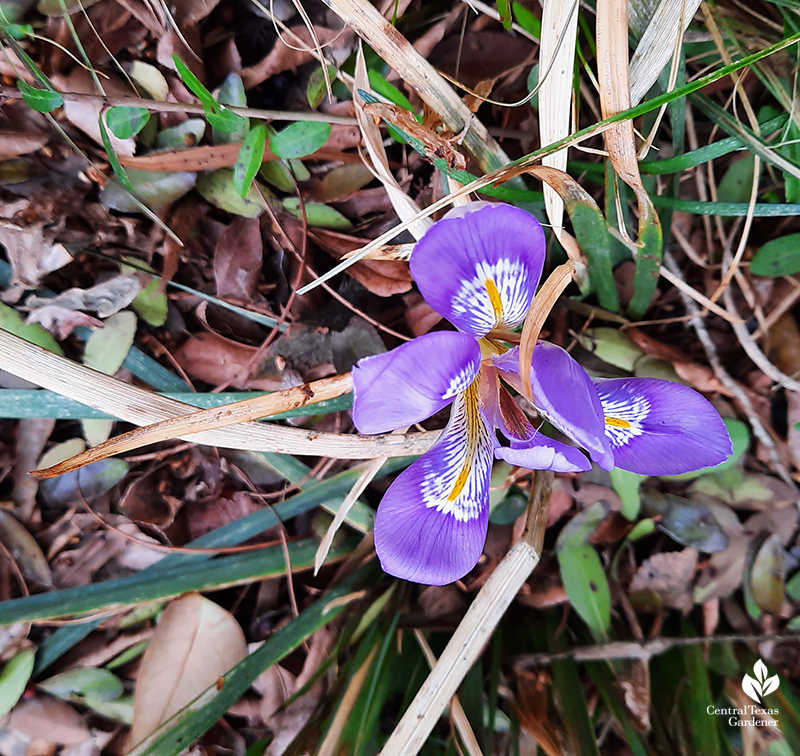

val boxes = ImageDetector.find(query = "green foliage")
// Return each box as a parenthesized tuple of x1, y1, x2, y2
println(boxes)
(269, 121, 331, 159)
(233, 124, 267, 197)
(751, 233, 800, 277)
(105, 106, 150, 139)
(307, 64, 337, 109)
(0, 649, 34, 718)
(17, 79, 63, 112)
(171, 54, 246, 135)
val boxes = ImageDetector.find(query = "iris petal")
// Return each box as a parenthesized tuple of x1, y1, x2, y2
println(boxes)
(351, 331, 481, 434)
(495, 435, 591, 473)
(373, 383, 495, 585)
(409, 203, 545, 337)
(494, 344, 614, 469)
(593, 377, 733, 475)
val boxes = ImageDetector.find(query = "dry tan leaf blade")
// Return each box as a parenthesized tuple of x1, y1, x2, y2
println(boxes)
(0, 329, 437, 468)
(130, 593, 247, 747)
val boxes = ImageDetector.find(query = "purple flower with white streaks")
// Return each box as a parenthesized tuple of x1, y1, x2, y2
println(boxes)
(351, 203, 732, 586)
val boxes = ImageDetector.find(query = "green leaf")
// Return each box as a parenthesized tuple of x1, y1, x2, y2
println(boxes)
(18, 79, 63, 113)
(282, 198, 352, 229)
(40, 667, 124, 702)
(0, 649, 35, 718)
(640, 491, 729, 552)
(100, 169, 196, 212)
(171, 54, 214, 106)
(233, 124, 266, 197)
(367, 69, 415, 113)
(307, 65, 337, 109)
(269, 121, 331, 159)
(105, 106, 150, 139)
(196, 169, 269, 218)
(155, 119, 206, 150)
(609, 467, 646, 520)
(171, 54, 246, 135)
(576, 327, 642, 371)
(627, 199, 663, 320)
(121, 259, 168, 327)
(83, 311, 137, 375)
(556, 501, 608, 550)
(496, 0, 512, 29)
(206, 107, 247, 135)
(212, 72, 248, 144)
(5, 24, 34, 39)
(557, 545, 611, 638)
(750, 233, 800, 277)
(98, 113, 136, 194)
(717, 154, 760, 204)
(0, 301, 63, 355)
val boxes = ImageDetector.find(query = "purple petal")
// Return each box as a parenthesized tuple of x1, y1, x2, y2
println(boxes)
(495, 435, 591, 473)
(352, 331, 481, 434)
(374, 386, 494, 585)
(409, 203, 545, 337)
(593, 377, 733, 475)
(494, 344, 614, 470)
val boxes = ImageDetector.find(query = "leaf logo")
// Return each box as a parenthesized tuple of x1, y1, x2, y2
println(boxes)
(742, 659, 779, 704)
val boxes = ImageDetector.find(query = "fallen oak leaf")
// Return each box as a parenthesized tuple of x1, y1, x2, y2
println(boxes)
(130, 593, 247, 747)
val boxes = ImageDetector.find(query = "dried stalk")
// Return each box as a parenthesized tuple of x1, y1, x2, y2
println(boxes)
(379, 471, 552, 756)
(319, 0, 516, 176)
(0, 330, 436, 464)
(0, 86, 357, 124)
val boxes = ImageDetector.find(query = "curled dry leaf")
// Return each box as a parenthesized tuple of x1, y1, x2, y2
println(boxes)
(26, 306, 103, 340)
(214, 217, 263, 302)
(25, 275, 142, 319)
(0, 221, 73, 303)
(130, 593, 247, 747)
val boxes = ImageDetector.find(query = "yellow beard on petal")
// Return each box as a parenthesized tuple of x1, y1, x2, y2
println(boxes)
(484, 278, 503, 321)
(605, 417, 632, 429)
(448, 381, 482, 502)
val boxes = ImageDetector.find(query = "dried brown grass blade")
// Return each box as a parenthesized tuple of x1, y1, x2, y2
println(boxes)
(519, 261, 576, 401)
(32, 374, 355, 478)
(321, 0, 515, 175)
(629, 0, 702, 106)
(413, 630, 484, 756)
(0, 330, 437, 466)
(314, 456, 385, 574)
(539, 0, 580, 242)
(353, 45, 432, 240)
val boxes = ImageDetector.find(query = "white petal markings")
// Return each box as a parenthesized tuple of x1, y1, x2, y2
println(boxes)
(451, 259, 533, 334)
(600, 392, 650, 448)
(419, 381, 494, 522)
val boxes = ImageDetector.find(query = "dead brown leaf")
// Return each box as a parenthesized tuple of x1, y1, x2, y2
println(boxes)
(174, 333, 283, 390)
(130, 593, 247, 747)
(26, 306, 104, 340)
(8, 697, 90, 746)
(363, 102, 466, 171)
(630, 548, 698, 611)
(619, 660, 651, 732)
(0, 222, 72, 303)
(311, 229, 412, 297)
(214, 217, 263, 302)
(51, 70, 136, 156)
(240, 26, 342, 89)
(24, 274, 142, 318)
(0, 131, 47, 160)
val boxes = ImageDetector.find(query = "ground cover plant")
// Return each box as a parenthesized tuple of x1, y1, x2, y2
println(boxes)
(0, 0, 799, 754)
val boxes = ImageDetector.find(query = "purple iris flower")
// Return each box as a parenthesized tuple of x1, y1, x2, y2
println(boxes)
(351, 203, 732, 586)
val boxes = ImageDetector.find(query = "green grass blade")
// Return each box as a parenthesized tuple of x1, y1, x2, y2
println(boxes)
(0, 536, 356, 624)
(650, 196, 800, 216)
(0, 390, 352, 420)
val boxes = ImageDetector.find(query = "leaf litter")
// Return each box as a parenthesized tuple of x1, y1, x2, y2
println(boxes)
(1, 0, 800, 754)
